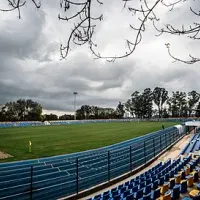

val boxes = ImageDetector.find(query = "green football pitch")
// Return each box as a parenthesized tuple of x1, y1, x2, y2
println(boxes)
(0, 121, 178, 162)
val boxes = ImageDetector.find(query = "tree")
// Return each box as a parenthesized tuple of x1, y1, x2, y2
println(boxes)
(25, 99, 43, 121)
(75, 104, 118, 119)
(188, 90, 200, 117)
(167, 91, 187, 117)
(131, 91, 142, 118)
(0, 99, 42, 121)
(43, 113, 58, 121)
(196, 102, 200, 117)
(129, 89, 153, 119)
(1, 0, 199, 63)
(152, 87, 168, 118)
(116, 102, 125, 118)
(59, 114, 74, 120)
(140, 88, 153, 118)
(124, 99, 134, 117)
(162, 107, 169, 118)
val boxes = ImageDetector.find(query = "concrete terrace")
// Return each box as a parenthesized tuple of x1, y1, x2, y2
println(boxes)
(80, 133, 192, 200)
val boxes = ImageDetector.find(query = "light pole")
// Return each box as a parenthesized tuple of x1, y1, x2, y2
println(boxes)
(73, 92, 78, 120)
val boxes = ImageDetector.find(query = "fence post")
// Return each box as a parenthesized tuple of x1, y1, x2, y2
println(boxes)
(144, 141, 146, 165)
(30, 166, 33, 200)
(171, 131, 173, 144)
(153, 138, 155, 158)
(165, 132, 167, 148)
(160, 135, 162, 151)
(76, 158, 79, 194)
(130, 146, 132, 172)
(108, 151, 110, 181)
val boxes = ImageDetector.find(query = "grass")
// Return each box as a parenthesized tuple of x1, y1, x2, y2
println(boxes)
(0, 121, 178, 162)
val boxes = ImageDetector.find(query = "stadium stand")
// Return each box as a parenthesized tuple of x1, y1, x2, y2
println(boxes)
(0, 117, 199, 128)
(181, 133, 200, 155)
(0, 121, 43, 128)
(0, 126, 184, 200)
(87, 153, 200, 200)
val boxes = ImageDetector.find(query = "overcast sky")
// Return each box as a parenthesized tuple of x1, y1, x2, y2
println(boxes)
(0, 0, 199, 115)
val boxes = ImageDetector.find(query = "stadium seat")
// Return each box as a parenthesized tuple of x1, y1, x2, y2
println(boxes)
(171, 185, 180, 199)
(187, 176, 194, 187)
(180, 180, 187, 193)
(151, 188, 160, 199)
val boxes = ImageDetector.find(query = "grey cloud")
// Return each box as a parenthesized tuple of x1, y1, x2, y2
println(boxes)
(0, 0, 199, 114)
(0, 9, 47, 59)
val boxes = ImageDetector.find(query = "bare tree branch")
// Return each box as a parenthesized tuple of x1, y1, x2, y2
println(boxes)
(58, 0, 103, 59)
(153, 0, 200, 64)
(165, 43, 200, 64)
(0, 0, 199, 63)
(0, 0, 41, 18)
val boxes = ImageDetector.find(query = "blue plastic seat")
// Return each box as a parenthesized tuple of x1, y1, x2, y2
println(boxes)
(128, 183, 134, 190)
(180, 180, 187, 193)
(165, 173, 169, 182)
(177, 164, 181, 171)
(181, 197, 192, 200)
(169, 170, 174, 178)
(138, 181, 146, 189)
(94, 194, 101, 199)
(151, 175, 156, 182)
(102, 193, 110, 200)
(181, 171, 186, 179)
(159, 176, 165, 186)
(124, 181, 130, 187)
(134, 179, 140, 186)
(112, 193, 120, 200)
(123, 189, 131, 198)
(130, 179, 134, 184)
(132, 186, 138, 193)
(174, 167, 178, 174)
(140, 177, 145, 183)
(111, 190, 118, 197)
(145, 174, 150, 179)
(146, 178, 151, 185)
(141, 193, 151, 200)
(111, 187, 117, 193)
(151, 188, 160, 199)
(171, 185, 180, 199)
(120, 186, 126, 194)
(134, 188, 143, 199)
(126, 193, 134, 200)
(193, 171, 199, 182)
(152, 180, 159, 190)
(118, 184, 123, 190)
(135, 176, 139, 180)
(103, 191, 109, 196)
(143, 184, 151, 195)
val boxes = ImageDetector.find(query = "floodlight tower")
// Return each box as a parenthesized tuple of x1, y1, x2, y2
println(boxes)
(73, 92, 78, 120)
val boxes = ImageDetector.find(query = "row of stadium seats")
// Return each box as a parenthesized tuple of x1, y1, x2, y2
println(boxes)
(88, 153, 200, 200)
(0, 127, 183, 200)
(0, 121, 43, 128)
(0, 117, 198, 128)
(181, 134, 200, 155)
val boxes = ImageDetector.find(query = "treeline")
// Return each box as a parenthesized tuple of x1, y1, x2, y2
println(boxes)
(43, 105, 123, 120)
(0, 99, 42, 121)
(124, 88, 200, 118)
(1, 87, 200, 121)
(75, 88, 200, 119)
(75, 104, 123, 119)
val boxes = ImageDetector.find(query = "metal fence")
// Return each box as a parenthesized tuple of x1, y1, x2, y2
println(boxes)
(28, 128, 184, 199)
(0, 127, 187, 200)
